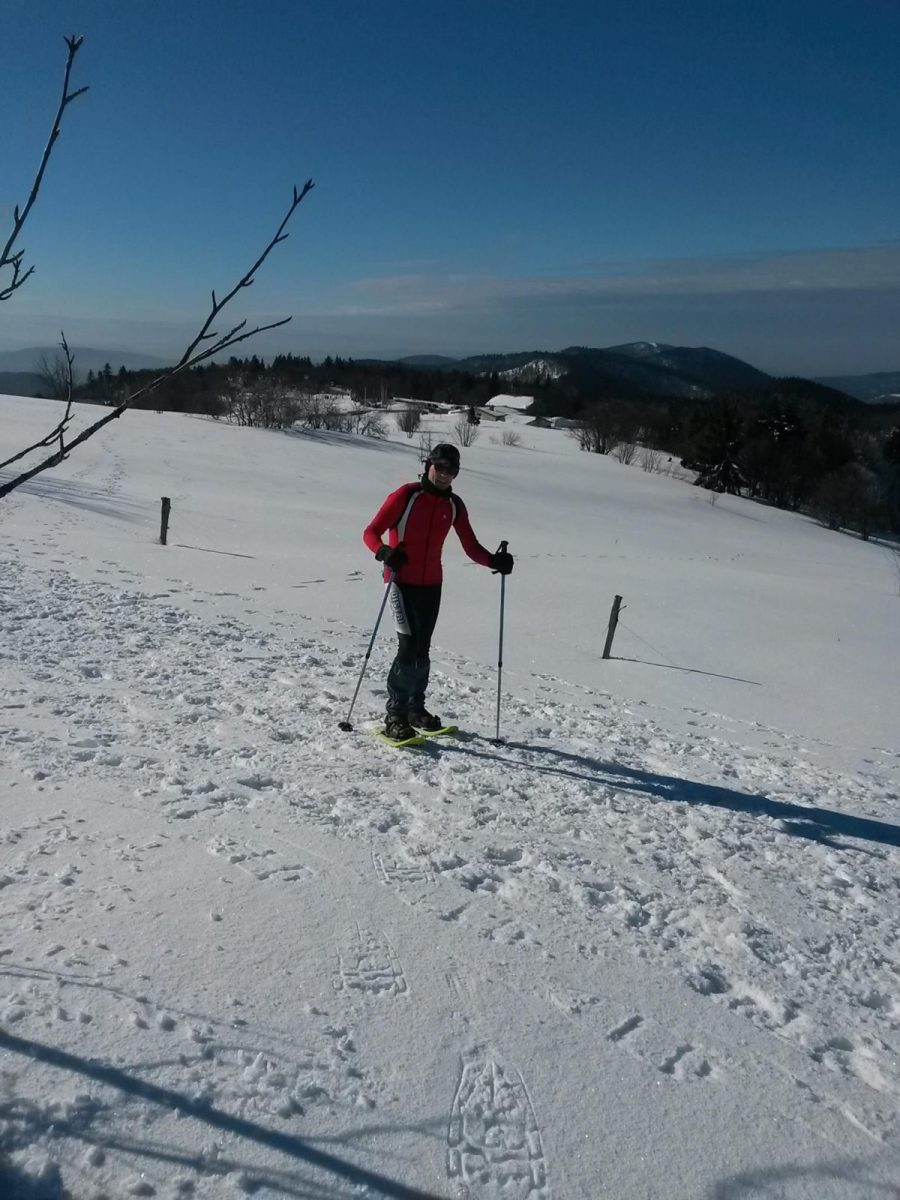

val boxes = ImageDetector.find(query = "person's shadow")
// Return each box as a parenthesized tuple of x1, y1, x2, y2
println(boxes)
(0, 1159, 65, 1200)
(711, 1156, 900, 1197)
(448, 737, 900, 853)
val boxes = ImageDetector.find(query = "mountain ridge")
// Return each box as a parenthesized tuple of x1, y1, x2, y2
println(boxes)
(403, 342, 773, 399)
(0, 346, 169, 374)
(814, 370, 900, 403)
(4, 342, 892, 403)
(394, 343, 896, 402)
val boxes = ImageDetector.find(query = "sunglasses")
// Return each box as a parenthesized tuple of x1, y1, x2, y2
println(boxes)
(431, 460, 458, 476)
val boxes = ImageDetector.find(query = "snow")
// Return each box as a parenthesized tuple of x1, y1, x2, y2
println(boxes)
(485, 394, 534, 411)
(1, 394, 899, 1199)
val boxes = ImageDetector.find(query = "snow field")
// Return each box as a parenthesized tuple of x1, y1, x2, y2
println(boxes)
(1, 396, 899, 1197)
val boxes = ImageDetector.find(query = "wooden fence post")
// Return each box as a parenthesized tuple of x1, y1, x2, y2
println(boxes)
(602, 594, 623, 659)
(159, 497, 171, 545)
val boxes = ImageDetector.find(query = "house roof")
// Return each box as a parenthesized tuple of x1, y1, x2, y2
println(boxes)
(485, 394, 533, 411)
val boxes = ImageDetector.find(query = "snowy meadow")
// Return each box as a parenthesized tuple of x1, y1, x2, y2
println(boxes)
(1, 394, 899, 1199)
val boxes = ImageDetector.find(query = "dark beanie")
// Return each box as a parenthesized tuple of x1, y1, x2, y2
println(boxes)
(428, 442, 461, 470)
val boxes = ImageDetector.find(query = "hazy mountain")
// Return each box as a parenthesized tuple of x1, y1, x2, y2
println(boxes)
(0, 346, 169, 374)
(453, 350, 550, 375)
(814, 370, 900, 404)
(395, 354, 461, 368)
(0, 371, 43, 397)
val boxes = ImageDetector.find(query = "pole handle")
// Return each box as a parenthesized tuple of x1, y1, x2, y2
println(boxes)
(491, 539, 509, 574)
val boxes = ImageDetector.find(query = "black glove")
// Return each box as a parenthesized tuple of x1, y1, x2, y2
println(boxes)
(489, 550, 514, 575)
(376, 544, 407, 571)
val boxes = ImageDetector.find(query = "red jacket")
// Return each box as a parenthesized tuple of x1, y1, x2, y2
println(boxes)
(364, 481, 493, 585)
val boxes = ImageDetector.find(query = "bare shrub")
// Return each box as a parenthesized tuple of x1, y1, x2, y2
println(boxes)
(639, 446, 661, 473)
(500, 428, 522, 447)
(811, 463, 885, 540)
(568, 405, 617, 454)
(37, 349, 81, 401)
(292, 391, 343, 430)
(396, 404, 422, 438)
(288, 394, 386, 438)
(568, 423, 594, 451)
(223, 383, 389, 437)
(223, 378, 299, 428)
(347, 410, 387, 438)
(613, 441, 637, 465)
(455, 417, 479, 447)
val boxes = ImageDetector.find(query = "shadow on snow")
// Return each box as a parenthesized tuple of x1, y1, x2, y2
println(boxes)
(709, 1156, 900, 1198)
(0, 1028, 447, 1200)
(0, 470, 147, 525)
(445, 738, 900, 854)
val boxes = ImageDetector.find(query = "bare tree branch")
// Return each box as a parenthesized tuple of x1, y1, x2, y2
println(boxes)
(56, 332, 75, 458)
(0, 36, 313, 499)
(35, 336, 79, 401)
(173, 180, 313, 369)
(0, 35, 88, 302)
(0, 187, 314, 499)
(0, 333, 75, 471)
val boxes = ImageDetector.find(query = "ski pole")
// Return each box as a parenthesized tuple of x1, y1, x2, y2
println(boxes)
(339, 568, 396, 731)
(492, 540, 508, 743)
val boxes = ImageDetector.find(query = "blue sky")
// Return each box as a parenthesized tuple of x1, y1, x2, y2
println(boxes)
(2, 0, 899, 375)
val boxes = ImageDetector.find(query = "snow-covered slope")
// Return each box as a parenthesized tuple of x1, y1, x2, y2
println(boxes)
(1, 396, 899, 1198)
(498, 358, 565, 384)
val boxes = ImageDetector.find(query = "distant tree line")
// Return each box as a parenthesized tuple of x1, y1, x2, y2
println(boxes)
(74, 353, 509, 416)
(72, 353, 900, 540)
(553, 378, 900, 540)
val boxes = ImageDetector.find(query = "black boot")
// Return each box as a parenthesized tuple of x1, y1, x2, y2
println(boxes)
(384, 715, 418, 741)
(408, 708, 442, 732)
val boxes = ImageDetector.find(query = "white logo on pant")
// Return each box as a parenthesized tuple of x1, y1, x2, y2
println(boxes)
(389, 584, 411, 636)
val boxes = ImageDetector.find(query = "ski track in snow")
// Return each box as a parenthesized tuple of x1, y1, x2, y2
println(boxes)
(2, 551, 900, 1196)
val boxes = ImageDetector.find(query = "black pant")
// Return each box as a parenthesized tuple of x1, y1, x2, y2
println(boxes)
(386, 583, 442, 716)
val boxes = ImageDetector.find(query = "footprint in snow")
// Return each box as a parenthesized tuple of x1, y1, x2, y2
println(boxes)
(606, 1012, 718, 1082)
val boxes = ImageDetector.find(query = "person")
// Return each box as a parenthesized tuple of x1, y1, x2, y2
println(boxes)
(363, 442, 513, 741)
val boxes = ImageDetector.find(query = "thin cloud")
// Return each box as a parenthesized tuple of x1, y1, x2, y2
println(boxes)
(345, 243, 900, 316)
